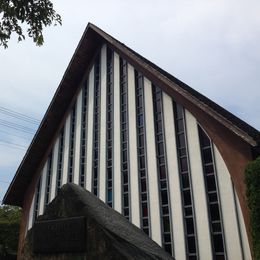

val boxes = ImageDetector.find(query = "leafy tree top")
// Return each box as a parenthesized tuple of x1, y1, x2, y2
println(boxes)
(0, 0, 61, 48)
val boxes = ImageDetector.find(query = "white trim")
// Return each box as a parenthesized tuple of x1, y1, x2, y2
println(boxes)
(113, 52, 122, 213)
(61, 113, 71, 185)
(99, 44, 107, 202)
(213, 145, 243, 259)
(128, 64, 140, 227)
(163, 93, 186, 259)
(38, 163, 47, 215)
(185, 110, 213, 260)
(50, 138, 59, 201)
(86, 66, 95, 191)
(144, 78, 162, 246)
(73, 89, 83, 185)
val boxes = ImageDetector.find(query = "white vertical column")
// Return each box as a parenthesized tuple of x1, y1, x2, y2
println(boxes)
(213, 145, 243, 260)
(113, 52, 122, 213)
(73, 89, 83, 185)
(234, 191, 252, 260)
(50, 138, 59, 201)
(99, 44, 107, 202)
(86, 66, 94, 192)
(38, 164, 47, 215)
(185, 110, 212, 260)
(28, 196, 35, 229)
(61, 114, 71, 185)
(128, 64, 140, 227)
(144, 78, 162, 246)
(163, 93, 186, 259)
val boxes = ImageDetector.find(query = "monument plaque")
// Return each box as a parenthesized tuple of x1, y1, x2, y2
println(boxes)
(33, 216, 86, 254)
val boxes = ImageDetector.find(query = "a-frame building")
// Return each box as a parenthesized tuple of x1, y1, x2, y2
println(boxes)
(3, 23, 260, 259)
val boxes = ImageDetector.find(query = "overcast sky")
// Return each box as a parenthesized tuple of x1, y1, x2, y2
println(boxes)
(0, 0, 259, 203)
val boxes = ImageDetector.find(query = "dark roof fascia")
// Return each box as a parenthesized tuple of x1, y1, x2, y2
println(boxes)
(89, 24, 259, 147)
(3, 24, 104, 206)
(3, 23, 259, 206)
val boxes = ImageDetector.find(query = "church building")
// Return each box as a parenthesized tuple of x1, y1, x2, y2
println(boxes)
(3, 23, 260, 260)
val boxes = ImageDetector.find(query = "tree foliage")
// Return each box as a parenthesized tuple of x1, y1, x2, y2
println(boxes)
(245, 156, 260, 260)
(0, 0, 61, 48)
(0, 205, 21, 257)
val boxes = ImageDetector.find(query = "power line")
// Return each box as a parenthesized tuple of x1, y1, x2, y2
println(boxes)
(0, 140, 27, 150)
(0, 180, 10, 184)
(0, 106, 40, 125)
(0, 129, 33, 140)
(0, 119, 36, 134)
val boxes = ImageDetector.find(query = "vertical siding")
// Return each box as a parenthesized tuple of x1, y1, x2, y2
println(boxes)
(185, 110, 213, 260)
(163, 93, 186, 259)
(38, 164, 47, 215)
(144, 77, 162, 246)
(128, 64, 140, 227)
(28, 196, 35, 230)
(50, 139, 59, 201)
(99, 45, 107, 202)
(73, 89, 83, 185)
(113, 52, 122, 213)
(214, 145, 243, 260)
(61, 114, 71, 185)
(235, 190, 252, 260)
(86, 66, 95, 191)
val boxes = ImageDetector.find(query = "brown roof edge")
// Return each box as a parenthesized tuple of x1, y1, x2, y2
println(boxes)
(88, 23, 260, 147)
(3, 23, 259, 206)
(2, 23, 103, 206)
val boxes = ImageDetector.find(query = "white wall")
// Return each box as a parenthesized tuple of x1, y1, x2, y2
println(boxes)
(163, 92, 186, 259)
(185, 110, 213, 260)
(144, 78, 162, 246)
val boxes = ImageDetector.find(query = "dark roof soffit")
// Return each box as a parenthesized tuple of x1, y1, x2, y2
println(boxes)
(3, 23, 259, 206)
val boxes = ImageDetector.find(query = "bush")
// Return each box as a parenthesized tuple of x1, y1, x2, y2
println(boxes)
(0, 205, 21, 257)
(245, 156, 260, 260)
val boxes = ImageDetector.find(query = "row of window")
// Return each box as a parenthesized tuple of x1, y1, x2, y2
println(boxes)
(198, 126, 226, 260)
(152, 85, 173, 255)
(106, 48, 113, 207)
(32, 47, 228, 259)
(68, 104, 76, 183)
(173, 102, 198, 259)
(92, 54, 101, 196)
(135, 70, 150, 235)
(120, 57, 130, 219)
(80, 81, 88, 188)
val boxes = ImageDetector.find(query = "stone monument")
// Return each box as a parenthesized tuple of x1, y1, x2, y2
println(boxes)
(21, 183, 174, 260)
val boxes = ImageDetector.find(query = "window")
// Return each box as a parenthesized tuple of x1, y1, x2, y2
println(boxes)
(56, 128, 64, 194)
(198, 125, 226, 259)
(120, 58, 130, 219)
(152, 85, 172, 255)
(173, 102, 198, 258)
(67, 104, 76, 183)
(106, 48, 114, 207)
(45, 151, 53, 208)
(92, 53, 101, 196)
(80, 80, 88, 188)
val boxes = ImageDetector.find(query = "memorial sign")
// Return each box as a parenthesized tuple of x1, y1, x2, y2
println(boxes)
(33, 216, 86, 254)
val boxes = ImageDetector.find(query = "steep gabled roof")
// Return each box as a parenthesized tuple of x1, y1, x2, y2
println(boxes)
(3, 23, 259, 206)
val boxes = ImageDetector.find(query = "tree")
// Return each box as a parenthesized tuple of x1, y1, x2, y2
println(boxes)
(245, 156, 260, 260)
(0, 0, 61, 48)
(0, 205, 21, 257)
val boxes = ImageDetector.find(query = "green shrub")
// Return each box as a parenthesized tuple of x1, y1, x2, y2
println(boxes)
(245, 156, 260, 260)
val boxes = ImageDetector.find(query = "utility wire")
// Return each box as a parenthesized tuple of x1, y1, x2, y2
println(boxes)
(0, 140, 27, 150)
(0, 180, 10, 184)
(0, 106, 40, 125)
(0, 119, 36, 134)
(0, 129, 33, 140)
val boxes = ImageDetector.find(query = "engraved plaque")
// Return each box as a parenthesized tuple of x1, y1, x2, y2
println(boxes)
(33, 216, 86, 253)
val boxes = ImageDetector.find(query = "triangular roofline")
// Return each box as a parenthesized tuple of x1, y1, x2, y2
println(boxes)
(3, 22, 259, 206)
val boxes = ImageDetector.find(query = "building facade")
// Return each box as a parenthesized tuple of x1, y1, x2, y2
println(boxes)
(3, 24, 260, 260)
